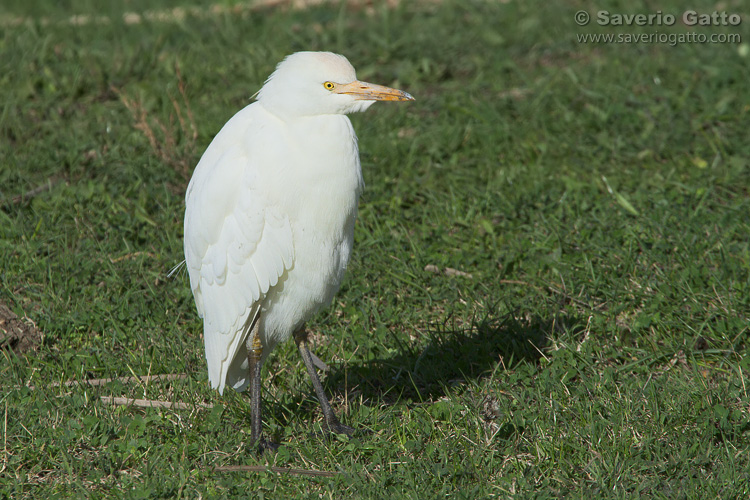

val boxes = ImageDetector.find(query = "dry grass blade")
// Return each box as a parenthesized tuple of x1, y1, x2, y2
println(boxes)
(172, 63, 198, 149)
(1, 400, 7, 475)
(112, 62, 197, 185)
(109, 251, 157, 264)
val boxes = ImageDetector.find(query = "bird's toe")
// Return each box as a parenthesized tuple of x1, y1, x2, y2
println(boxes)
(255, 437, 280, 455)
(326, 421, 356, 436)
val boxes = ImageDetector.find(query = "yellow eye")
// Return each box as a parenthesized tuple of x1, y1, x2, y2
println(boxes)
(323, 81, 336, 90)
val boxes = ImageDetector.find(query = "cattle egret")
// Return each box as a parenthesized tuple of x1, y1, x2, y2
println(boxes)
(183, 51, 413, 451)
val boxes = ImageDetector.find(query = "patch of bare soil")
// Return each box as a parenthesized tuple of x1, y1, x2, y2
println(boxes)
(0, 301, 42, 354)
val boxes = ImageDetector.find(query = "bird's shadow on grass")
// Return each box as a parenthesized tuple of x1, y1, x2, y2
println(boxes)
(324, 310, 583, 404)
(260, 310, 586, 438)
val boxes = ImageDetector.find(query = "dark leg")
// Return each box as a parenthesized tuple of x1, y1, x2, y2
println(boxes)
(294, 327, 354, 436)
(246, 315, 278, 453)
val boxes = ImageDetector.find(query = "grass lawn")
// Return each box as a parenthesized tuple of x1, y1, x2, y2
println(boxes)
(1, 0, 749, 497)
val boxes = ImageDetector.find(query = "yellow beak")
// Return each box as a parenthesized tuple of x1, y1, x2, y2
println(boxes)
(334, 81, 414, 101)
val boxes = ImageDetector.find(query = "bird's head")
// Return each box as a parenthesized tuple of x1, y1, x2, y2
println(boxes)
(257, 51, 414, 119)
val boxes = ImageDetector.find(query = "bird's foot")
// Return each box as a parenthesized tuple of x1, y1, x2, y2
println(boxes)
(254, 437, 280, 455)
(307, 418, 358, 441)
(325, 420, 355, 437)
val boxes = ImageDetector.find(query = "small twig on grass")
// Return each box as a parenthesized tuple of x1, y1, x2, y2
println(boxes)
(100, 396, 213, 410)
(3, 175, 64, 207)
(214, 465, 340, 477)
(1, 1, 403, 29)
(30, 373, 187, 390)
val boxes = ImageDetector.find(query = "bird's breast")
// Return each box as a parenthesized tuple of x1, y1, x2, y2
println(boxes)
(263, 113, 363, 238)
(256, 112, 363, 340)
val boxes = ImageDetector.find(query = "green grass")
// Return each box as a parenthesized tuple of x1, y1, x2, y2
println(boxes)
(2, 0, 749, 497)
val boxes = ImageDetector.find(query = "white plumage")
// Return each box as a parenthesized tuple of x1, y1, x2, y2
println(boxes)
(183, 52, 412, 444)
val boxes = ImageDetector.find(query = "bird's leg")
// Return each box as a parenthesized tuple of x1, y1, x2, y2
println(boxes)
(248, 332, 264, 445)
(246, 316, 278, 453)
(294, 327, 354, 436)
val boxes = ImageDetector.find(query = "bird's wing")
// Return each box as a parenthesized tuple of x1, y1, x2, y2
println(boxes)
(183, 105, 293, 394)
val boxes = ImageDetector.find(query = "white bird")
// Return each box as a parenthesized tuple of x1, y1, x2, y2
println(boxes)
(183, 51, 413, 450)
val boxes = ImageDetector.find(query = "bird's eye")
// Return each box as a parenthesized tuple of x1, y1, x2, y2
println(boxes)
(323, 81, 336, 90)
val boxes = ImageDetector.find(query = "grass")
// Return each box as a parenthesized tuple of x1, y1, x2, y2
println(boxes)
(1, 0, 749, 497)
